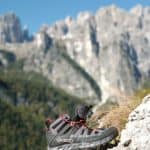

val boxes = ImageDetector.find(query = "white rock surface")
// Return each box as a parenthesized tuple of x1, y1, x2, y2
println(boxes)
(33, 5, 150, 102)
(112, 95, 150, 150)
(0, 5, 150, 102)
(0, 13, 30, 43)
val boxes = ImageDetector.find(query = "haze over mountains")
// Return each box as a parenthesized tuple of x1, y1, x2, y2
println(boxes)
(0, 5, 150, 103)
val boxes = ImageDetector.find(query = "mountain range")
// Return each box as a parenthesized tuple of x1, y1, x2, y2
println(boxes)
(0, 5, 150, 103)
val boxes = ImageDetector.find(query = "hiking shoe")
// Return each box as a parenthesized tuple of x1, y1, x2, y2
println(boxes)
(46, 114, 118, 150)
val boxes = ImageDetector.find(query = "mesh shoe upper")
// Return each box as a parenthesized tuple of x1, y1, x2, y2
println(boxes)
(46, 114, 118, 148)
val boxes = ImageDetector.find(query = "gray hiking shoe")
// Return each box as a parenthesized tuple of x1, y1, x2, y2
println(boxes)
(46, 114, 118, 150)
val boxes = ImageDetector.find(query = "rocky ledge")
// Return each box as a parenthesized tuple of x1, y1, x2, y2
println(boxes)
(111, 94, 150, 150)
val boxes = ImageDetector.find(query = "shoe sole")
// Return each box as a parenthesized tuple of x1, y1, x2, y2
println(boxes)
(49, 127, 118, 150)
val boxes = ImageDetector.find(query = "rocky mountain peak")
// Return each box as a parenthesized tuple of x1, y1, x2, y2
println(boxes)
(77, 11, 94, 25)
(35, 30, 52, 50)
(130, 4, 145, 16)
(31, 5, 150, 102)
(0, 12, 30, 43)
(0, 6, 149, 103)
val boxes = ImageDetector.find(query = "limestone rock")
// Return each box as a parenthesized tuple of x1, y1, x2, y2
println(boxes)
(38, 5, 149, 102)
(1, 5, 150, 102)
(34, 29, 52, 50)
(0, 13, 30, 43)
(23, 43, 99, 102)
(111, 95, 150, 150)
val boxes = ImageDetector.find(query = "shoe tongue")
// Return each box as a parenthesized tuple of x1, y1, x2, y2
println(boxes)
(76, 105, 90, 119)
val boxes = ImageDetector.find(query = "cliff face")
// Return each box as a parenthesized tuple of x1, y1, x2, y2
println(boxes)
(33, 5, 150, 102)
(0, 5, 150, 102)
(0, 13, 30, 43)
(111, 95, 150, 150)
(23, 43, 98, 101)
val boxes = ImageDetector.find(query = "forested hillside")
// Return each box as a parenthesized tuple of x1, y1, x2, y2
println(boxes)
(0, 69, 83, 149)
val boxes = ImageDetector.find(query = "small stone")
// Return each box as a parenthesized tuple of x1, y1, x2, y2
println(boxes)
(123, 139, 132, 147)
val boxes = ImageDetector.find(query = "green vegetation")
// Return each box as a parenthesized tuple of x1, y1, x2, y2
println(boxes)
(91, 88, 150, 132)
(0, 69, 83, 149)
(0, 49, 16, 67)
(0, 69, 83, 117)
(0, 49, 16, 62)
(0, 100, 46, 150)
(142, 77, 150, 89)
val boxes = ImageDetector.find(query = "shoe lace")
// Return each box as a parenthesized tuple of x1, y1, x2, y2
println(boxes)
(60, 114, 91, 129)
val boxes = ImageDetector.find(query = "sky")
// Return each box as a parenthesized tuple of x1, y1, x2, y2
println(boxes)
(0, 0, 150, 33)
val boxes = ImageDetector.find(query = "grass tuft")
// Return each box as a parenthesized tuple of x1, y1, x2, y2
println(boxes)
(89, 88, 150, 133)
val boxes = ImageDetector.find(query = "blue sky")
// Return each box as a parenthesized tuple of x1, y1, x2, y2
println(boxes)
(0, 0, 149, 33)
